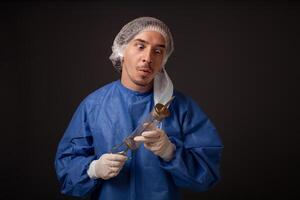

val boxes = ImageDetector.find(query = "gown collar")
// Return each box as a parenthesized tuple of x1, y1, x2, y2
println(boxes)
(116, 79, 153, 97)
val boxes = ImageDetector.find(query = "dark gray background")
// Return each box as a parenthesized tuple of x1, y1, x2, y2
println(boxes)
(1, 1, 299, 199)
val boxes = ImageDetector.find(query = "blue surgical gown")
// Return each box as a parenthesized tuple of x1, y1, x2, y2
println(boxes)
(54, 80, 223, 200)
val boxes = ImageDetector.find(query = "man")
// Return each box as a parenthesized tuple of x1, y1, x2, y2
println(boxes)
(55, 17, 223, 200)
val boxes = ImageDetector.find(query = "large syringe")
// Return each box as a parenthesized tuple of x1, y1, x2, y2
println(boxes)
(110, 97, 175, 155)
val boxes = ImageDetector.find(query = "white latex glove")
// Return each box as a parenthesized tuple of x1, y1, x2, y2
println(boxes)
(134, 124, 175, 161)
(87, 153, 127, 180)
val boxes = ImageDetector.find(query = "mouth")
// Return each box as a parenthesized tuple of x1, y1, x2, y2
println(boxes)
(137, 67, 152, 75)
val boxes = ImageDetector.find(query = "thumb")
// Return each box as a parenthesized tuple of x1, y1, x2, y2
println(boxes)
(134, 136, 145, 142)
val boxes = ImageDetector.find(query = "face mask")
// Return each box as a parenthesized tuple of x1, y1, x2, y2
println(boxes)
(154, 67, 174, 107)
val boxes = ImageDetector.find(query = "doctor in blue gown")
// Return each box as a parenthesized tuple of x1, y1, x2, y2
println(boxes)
(55, 17, 223, 200)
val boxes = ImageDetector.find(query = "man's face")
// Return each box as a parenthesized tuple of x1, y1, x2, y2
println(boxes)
(121, 31, 166, 92)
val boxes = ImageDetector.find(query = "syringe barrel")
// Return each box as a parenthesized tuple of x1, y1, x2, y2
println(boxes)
(124, 112, 160, 150)
(112, 100, 173, 153)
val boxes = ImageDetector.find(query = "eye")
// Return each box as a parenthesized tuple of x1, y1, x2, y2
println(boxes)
(154, 48, 162, 55)
(137, 43, 145, 49)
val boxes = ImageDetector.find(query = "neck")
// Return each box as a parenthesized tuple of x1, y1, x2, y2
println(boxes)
(120, 78, 153, 93)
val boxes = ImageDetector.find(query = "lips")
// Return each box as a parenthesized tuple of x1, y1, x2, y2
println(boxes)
(139, 68, 151, 73)
(137, 67, 152, 75)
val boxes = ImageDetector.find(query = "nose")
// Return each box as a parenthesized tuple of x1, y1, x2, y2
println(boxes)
(142, 49, 152, 64)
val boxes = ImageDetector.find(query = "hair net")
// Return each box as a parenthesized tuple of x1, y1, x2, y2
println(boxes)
(109, 17, 174, 72)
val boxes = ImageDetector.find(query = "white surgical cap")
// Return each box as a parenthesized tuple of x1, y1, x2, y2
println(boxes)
(109, 16, 174, 72)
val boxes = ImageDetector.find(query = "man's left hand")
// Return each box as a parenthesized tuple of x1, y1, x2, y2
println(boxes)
(134, 124, 175, 161)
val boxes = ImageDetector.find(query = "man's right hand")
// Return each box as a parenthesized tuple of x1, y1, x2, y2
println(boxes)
(88, 153, 127, 180)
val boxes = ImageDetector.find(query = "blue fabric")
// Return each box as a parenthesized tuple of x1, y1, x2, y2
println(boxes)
(54, 80, 223, 200)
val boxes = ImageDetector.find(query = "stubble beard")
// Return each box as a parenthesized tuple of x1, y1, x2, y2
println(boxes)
(123, 62, 154, 89)
(130, 75, 152, 87)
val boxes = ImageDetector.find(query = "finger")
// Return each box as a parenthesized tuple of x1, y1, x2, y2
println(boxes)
(135, 135, 159, 143)
(134, 136, 146, 142)
(143, 136, 160, 143)
(107, 153, 128, 162)
(145, 140, 164, 150)
(144, 142, 158, 149)
(150, 144, 161, 152)
(141, 130, 160, 138)
(108, 170, 119, 178)
(109, 165, 124, 177)
(144, 141, 157, 146)
(110, 166, 120, 173)
(102, 175, 111, 180)
(144, 142, 161, 152)
(143, 142, 151, 150)
(108, 160, 123, 168)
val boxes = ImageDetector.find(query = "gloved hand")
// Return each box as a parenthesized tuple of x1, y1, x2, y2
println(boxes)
(134, 124, 175, 161)
(87, 153, 127, 180)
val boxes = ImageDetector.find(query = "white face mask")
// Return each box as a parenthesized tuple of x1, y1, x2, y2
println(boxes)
(154, 67, 174, 106)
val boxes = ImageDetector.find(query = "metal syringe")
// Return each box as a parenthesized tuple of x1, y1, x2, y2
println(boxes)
(110, 96, 175, 155)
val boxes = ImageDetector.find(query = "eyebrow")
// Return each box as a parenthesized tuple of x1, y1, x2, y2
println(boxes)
(133, 39, 166, 48)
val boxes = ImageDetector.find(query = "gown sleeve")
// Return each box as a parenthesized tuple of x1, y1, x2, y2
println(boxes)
(54, 101, 100, 197)
(160, 96, 224, 192)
